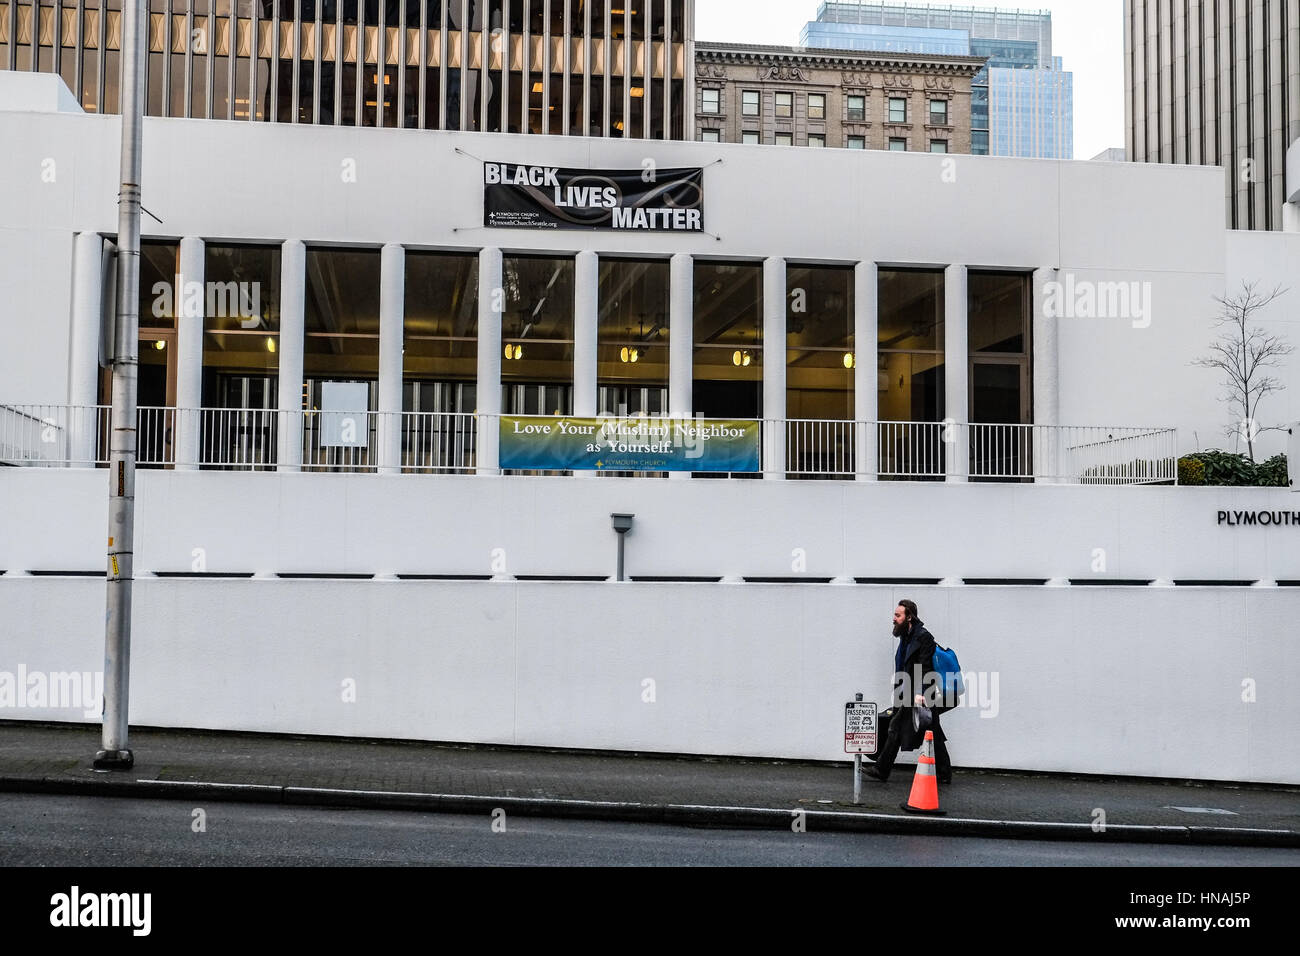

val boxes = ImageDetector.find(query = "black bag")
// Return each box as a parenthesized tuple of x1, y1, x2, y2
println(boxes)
(866, 707, 897, 761)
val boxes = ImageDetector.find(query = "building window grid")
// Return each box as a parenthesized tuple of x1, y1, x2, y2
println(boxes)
(5, 0, 691, 138)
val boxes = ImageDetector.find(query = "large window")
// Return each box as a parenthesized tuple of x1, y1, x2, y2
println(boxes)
(301, 247, 382, 468)
(131, 241, 180, 415)
(787, 264, 854, 477)
(878, 269, 945, 424)
(807, 93, 825, 120)
(403, 251, 479, 471)
(403, 251, 480, 409)
(501, 255, 575, 416)
(786, 265, 854, 417)
(808, 133, 825, 148)
(201, 243, 281, 408)
(930, 139, 949, 153)
(597, 258, 670, 419)
(700, 129, 721, 142)
(741, 90, 760, 116)
(929, 98, 949, 125)
(303, 247, 381, 386)
(775, 91, 793, 117)
(742, 131, 760, 144)
(199, 243, 282, 468)
(888, 96, 906, 123)
(701, 88, 720, 114)
(775, 132, 793, 146)
(693, 261, 763, 422)
(968, 272, 1033, 480)
(847, 135, 865, 149)
(888, 137, 906, 151)
(847, 94, 866, 122)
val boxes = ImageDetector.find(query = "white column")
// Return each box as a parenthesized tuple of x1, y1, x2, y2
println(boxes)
(175, 237, 204, 470)
(573, 250, 599, 480)
(573, 251, 599, 416)
(378, 243, 405, 474)
(944, 263, 968, 483)
(1032, 267, 1061, 483)
(69, 232, 104, 465)
(762, 256, 786, 479)
(668, 253, 693, 481)
(476, 246, 503, 474)
(1284, 202, 1300, 233)
(276, 239, 306, 472)
(853, 260, 878, 481)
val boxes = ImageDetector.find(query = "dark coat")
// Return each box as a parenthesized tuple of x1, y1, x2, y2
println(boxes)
(889, 619, 948, 752)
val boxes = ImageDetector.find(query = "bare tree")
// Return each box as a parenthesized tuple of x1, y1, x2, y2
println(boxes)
(1192, 282, 1293, 461)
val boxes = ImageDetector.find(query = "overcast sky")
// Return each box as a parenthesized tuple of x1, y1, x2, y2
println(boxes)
(695, 0, 1125, 160)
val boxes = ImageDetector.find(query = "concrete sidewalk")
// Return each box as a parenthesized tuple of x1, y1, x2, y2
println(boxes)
(2, 721, 1297, 847)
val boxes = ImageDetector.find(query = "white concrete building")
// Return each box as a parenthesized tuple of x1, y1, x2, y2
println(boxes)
(2, 73, 1300, 784)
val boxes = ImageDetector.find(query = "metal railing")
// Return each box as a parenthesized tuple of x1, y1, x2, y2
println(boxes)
(1058, 426, 1180, 485)
(784, 418, 857, 477)
(877, 420, 949, 480)
(400, 411, 477, 474)
(0, 405, 1177, 484)
(196, 407, 279, 470)
(0, 404, 110, 467)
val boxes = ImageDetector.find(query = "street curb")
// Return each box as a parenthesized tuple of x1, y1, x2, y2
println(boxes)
(2, 773, 1297, 848)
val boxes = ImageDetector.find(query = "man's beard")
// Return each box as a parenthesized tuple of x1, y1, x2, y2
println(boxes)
(892, 620, 909, 637)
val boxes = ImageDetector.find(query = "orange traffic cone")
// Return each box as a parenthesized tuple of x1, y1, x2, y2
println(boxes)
(900, 730, 946, 815)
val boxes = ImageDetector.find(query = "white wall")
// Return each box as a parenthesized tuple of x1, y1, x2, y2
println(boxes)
(0, 73, 84, 114)
(1223, 230, 1300, 457)
(2, 470, 1299, 581)
(4, 82, 1300, 785)
(3, 94, 1291, 458)
(1, 574, 1295, 784)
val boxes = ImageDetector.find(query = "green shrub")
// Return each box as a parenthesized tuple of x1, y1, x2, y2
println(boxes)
(1181, 450, 1290, 486)
(1256, 454, 1290, 487)
(1177, 456, 1206, 485)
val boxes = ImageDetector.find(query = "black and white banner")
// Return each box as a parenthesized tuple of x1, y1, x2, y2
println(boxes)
(483, 163, 704, 232)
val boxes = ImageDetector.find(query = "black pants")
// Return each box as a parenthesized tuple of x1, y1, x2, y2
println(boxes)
(874, 711, 951, 782)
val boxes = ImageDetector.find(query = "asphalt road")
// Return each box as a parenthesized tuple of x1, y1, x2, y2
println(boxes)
(2, 793, 1298, 866)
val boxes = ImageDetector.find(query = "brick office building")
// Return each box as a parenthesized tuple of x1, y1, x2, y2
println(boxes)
(694, 41, 984, 151)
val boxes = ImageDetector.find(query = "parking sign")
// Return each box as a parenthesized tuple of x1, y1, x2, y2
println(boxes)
(844, 700, 878, 754)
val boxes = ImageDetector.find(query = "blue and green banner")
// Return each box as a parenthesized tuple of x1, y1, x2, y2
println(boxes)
(499, 416, 761, 472)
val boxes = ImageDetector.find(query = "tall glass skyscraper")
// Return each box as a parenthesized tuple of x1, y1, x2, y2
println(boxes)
(800, 2, 1074, 158)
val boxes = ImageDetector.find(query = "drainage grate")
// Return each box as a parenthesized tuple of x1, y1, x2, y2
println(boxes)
(854, 577, 942, 586)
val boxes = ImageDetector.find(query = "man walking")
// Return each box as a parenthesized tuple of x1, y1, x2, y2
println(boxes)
(865, 599, 953, 784)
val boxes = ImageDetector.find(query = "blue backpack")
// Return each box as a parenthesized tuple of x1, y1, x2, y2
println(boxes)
(932, 644, 964, 707)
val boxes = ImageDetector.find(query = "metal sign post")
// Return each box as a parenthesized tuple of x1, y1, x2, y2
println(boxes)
(844, 693, 878, 805)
